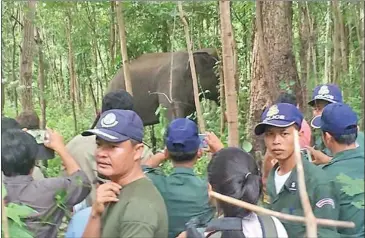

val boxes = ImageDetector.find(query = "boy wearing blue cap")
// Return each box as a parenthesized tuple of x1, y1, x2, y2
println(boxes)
(81, 109, 168, 238)
(311, 103, 364, 237)
(255, 103, 340, 238)
(142, 118, 215, 238)
(307, 84, 364, 165)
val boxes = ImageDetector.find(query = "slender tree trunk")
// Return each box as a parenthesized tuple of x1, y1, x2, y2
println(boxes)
(219, 0, 239, 147)
(12, 7, 19, 115)
(35, 28, 46, 129)
(357, 2, 364, 129)
(332, 1, 341, 85)
(178, 2, 206, 133)
(110, 1, 116, 70)
(66, 12, 78, 134)
(324, 1, 331, 83)
(19, 0, 36, 111)
(116, 1, 133, 95)
(248, 1, 300, 153)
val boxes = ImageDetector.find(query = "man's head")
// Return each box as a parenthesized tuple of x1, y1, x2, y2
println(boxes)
(2, 129, 38, 176)
(275, 92, 297, 107)
(16, 110, 40, 129)
(1, 117, 21, 134)
(308, 84, 343, 117)
(165, 118, 202, 164)
(82, 109, 144, 180)
(101, 90, 134, 113)
(311, 103, 358, 152)
(255, 103, 303, 162)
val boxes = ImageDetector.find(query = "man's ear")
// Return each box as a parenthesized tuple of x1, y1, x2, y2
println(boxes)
(196, 149, 203, 159)
(133, 143, 144, 161)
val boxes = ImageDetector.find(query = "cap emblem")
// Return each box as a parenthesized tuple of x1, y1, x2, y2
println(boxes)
(101, 113, 118, 128)
(267, 105, 279, 117)
(318, 85, 330, 95)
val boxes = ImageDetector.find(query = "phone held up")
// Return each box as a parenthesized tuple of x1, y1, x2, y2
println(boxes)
(26, 129, 55, 160)
(199, 134, 208, 150)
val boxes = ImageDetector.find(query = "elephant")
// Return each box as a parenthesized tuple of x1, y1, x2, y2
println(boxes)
(107, 48, 220, 126)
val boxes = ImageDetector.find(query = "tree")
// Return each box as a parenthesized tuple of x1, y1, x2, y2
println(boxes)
(247, 1, 300, 153)
(116, 1, 133, 95)
(19, 0, 36, 111)
(219, 0, 239, 147)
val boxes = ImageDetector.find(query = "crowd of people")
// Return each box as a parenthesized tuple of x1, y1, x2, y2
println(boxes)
(1, 83, 364, 238)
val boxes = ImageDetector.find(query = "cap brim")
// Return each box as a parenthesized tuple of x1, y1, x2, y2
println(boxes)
(82, 128, 129, 143)
(308, 97, 337, 106)
(254, 121, 296, 135)
(310, 116, 322, 129)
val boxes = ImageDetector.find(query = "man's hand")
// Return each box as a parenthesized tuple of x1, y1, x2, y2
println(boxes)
(92, 182, 121, 216)
(44, 128, 65, 152)
(205, 132, 224, 153)
(305, 146, 332, 165)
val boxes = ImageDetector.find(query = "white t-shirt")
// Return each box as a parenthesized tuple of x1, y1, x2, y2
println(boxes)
(274, 167, 291, 194)
(207, 213, 288, 238)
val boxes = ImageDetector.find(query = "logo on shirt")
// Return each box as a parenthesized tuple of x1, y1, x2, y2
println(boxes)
(316, 198, 335, 209)
(289, 182, 297, 191)
(101, 113, 118, 128)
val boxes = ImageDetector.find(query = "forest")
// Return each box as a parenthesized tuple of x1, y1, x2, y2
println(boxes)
(1, 1, 364, 236)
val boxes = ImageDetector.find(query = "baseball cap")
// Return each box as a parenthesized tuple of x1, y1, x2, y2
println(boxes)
(308, 84, 343, 106)
(311, 103, 358, 136)
(82, 109, 144, 143)
(165, 118, 200, 153)
(254, 103, 304, 135)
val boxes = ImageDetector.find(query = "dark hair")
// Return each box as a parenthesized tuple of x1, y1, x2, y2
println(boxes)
(276, 93, 297, 106)
(101, 90, 134, 112)
(1, 117, 21, 133)
(169, 150, 198, 162)
(16, 110, 40, 129)
(91, 90, 134, 129)
(1, 129, 38, 176)
(208, 147, 262, 217)
(324, 130, 358, 145)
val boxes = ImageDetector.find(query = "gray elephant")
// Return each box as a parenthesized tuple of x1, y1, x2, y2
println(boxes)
(107, 48, 220, 126)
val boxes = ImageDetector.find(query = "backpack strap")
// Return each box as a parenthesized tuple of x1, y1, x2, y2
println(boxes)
(257, 214, 278, 238)
(206, 217, 243, 232)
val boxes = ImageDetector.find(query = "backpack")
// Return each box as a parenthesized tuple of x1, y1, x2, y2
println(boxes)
(186, 214, 278, 238)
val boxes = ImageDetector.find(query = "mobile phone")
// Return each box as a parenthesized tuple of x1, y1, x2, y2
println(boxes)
(300, 148, 312, 162)
(26, 129, 47, 144)
(199, 134, 208, 149)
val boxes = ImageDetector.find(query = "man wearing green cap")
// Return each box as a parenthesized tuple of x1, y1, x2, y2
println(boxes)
(312, 103, 364, 237)
(255, 103, 340, 238)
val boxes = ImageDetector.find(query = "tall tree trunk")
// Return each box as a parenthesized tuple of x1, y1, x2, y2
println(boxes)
(178, 2, 206, 133)
(35, 28, 46, 129)
(331, 1, 341, 85)
(19, 0, 36, 111)
(66, 12, 78, 134)
(247, 1, 300, 153)
(324, 1, 331, 83)
(357, 2, 364, 129)
(12, 7, 20, 115)
(110, 1, 116, 71)
(116, 1, 133, 95)
(219, 0, 239, 147)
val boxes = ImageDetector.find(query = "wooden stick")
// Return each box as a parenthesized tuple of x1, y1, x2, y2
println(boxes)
(209, 191, 355, 228)
(293, 129, 318, 237)
(2, 199, 9, 238)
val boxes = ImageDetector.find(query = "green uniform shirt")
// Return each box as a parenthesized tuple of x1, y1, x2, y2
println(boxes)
(267, 157, 340, 238)
(101, 178, 168, 238)
(143, 166, 215, 238)
(313, 130, 364, 157)
(321, 146, 364, 238)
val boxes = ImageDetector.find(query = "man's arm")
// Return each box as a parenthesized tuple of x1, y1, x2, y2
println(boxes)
(82, 210, 102, 238)
(141, 152, 167, 168)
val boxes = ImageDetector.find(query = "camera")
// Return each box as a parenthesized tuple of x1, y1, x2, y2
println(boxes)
(26, 129, 55, 160)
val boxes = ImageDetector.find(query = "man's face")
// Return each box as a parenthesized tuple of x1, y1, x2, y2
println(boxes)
(264, 125, 296, 161)
(95, 138, 143, 179)
(312, 100, 330, 117)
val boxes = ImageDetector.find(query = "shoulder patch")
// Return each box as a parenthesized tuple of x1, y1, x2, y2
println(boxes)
(316, 198, 335, 209)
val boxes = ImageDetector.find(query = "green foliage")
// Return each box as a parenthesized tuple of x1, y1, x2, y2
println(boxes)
(2, 184, 35, 238)
(336, 173, 364, 209)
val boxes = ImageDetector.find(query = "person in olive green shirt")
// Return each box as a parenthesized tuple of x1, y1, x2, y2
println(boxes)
(81, 109, 168, 238)
(306, 83, 364, 164)
(142, 118, 215, 238)
(255, 103, 340, 238)
(311, 103, 364, 237)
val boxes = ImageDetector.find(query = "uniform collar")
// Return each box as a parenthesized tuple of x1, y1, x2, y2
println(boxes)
(326, 146, 364, 166)
(172, 167, 195, 175)
(3, 174, 33, 184)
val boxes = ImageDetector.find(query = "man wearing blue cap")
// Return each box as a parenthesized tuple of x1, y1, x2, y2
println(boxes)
(81, 109, 168, 238)
(142, 118, 215, 238)
(306, 83, 364, 165)
(255, 103, 340, 238)
(311, 103, 364, 237)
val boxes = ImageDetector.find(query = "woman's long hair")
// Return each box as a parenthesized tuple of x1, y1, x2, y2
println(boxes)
(208, 147, 262, 218)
